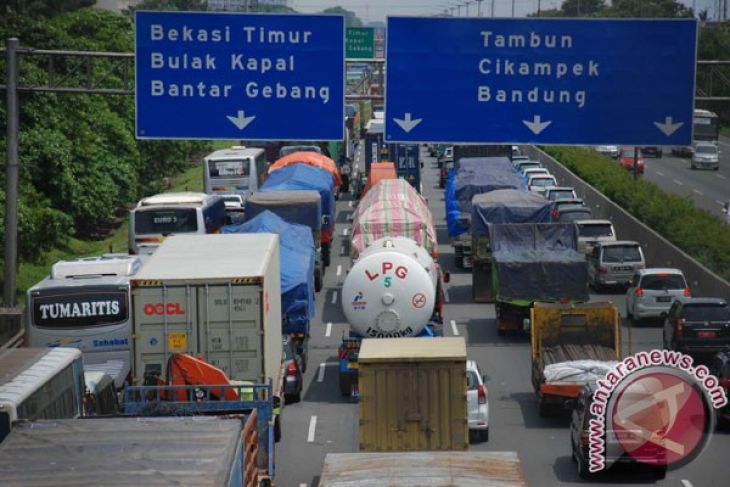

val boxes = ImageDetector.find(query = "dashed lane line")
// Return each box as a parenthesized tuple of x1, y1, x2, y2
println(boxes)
(450, 320, 459, 336)
(656, 171, 665, 176)
(717, 200, 726, 206)
(673, 179, 683, 186)
(444, 285, 451, 303)
(307, 416, 317, 443)
(317, 363, 326, 382)
(681, 480, 693, 487)
(342, 227, 349, 237)
(717, 173, 727, 180)
(340, 245, 346, 256)
(331, 291, 338, 305)
(325, 322, 332, 337)
(693, 189, 704, 196)
(336, 265, 342, 276)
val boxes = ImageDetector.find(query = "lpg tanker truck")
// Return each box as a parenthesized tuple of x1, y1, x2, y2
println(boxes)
(338, 236, 446, 398)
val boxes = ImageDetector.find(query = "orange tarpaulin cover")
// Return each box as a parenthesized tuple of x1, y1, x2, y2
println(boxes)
(362, 162, 397, 198)
(269, 151, 342, 187)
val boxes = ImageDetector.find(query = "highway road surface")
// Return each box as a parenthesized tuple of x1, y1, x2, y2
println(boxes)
(276, 143, 729, 487)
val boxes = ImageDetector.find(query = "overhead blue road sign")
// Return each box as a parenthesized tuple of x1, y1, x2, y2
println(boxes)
(135, 11, 344, 140)
(385, 17, 696, 145)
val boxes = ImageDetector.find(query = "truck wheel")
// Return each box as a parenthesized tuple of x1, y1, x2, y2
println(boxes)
(539, 399, 552, 417)
(455, 254, 463, 269)
(323, 247, 331, 267)
(651, 466, 667, 480)
(339, 370, 352, 397)
(577, 455, 594, 479)
(314, 268, 323, 292)
(285, 391, 301, 404)
(479, 428, 489, 442)
(274, 415, 281, 443)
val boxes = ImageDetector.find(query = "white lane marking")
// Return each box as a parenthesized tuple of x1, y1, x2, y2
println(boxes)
(673, 179, 683, 186)
(717, 200, 726, 206)
(693, 189, 704, 196)
(331, 291, 338, 304)
(317, 363, 326, 382)
(443, 285, 451, 303)
(681, 480, 693, 487)
(336, 265, 342, 276)
(299, 484, 307, 487)
(656, 170, 665, 176)
(340, 245, 346, 256)
(342, 227, 349, 236)
(307, 416, 317, 443)
(348, 201, 353, 208)
(450, 320, 459, 336)
(717, 173, 728, 180)
(325, 321, 332, 337)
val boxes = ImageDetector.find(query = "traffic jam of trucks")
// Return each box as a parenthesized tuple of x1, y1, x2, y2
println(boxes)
(3, 96, 729, 485)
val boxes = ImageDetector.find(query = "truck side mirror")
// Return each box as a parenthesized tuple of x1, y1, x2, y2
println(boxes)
(442, 270, 450, 284)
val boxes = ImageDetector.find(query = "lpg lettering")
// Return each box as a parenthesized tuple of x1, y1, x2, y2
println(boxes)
(364, 261, 409, 281)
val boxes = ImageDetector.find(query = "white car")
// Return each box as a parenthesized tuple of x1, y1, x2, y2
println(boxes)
(594, 145, 619, 158)
(723, 201, 730, 224)
(691, 142, 720, 170)
(527, 175, 558, 195)
(521, 167, 551, 179)
(626, 268, 690, 325)
(466, 360, 489, 442)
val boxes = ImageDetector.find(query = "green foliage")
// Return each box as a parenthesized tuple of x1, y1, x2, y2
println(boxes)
(0, 8, 210, 267)
(543, 147, 730, 281)
(125, 0, 208, 14)
(321, 6, 363, 27)
(2, 0, 94, 17)
(560, 0, 606, 17)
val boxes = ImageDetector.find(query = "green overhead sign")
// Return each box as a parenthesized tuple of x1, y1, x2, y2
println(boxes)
(346, 27, 375, 59)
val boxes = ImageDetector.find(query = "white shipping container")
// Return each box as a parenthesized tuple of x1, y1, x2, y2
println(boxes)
(130, 234, 282, 387)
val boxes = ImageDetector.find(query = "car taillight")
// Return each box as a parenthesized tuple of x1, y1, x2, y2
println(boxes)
(683, 288, 691, 297)
(635, 288, 644, 297)
(287, 361, 298, 377)
(477, 384, 487, 405)
(598, 266, 608, 274)
(551, 209, 559, 218)
(720, 377, 730, 390)
(675, 318, 685, 337)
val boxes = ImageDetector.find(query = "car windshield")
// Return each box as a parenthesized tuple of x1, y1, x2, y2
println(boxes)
(640, 274, 686, 290)
(135, 208, 198, 235)
(519, 163, 541, 171)
(467, 370, 479, 390)
(602, 245, 642, 262)
(557, 203, 584, 211)
(577, 223, 614, 238)
(558, 210, 592, 222)
(695, 145, 717, 154)
(531, 177, 555, 187)
(549, 190, 575, 201)
(682, 304, 730, 321)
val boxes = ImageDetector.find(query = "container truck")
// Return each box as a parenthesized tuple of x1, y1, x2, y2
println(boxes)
(260, 163, 336, 268)
(358, 337, 468, 451)
(531, 302, 621, 416)
(245, 189, 325, 291)
(0, 415, 272, 487)
(470, 190, 552, 303)
(355, 118, 388, 198)
(338, 237, 446, 397)
(318, 451, 526, 486)
(489, 223, 590, 335)
(445, 157, 525, 268)
(130, 233, 282, 393)
(224, 211, 315, 372)
(388, 143, 422, 193)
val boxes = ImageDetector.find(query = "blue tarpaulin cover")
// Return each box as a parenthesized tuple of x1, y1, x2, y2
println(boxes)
(261, 164, 335, 232)
(446, 158, 525, 237)
(471, 189, 552, 235)
(223, 211, 315, 335)
(489, 223, 589, 303)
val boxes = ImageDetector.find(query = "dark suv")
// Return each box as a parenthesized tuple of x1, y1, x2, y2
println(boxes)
(569, 383, 666, 479)
(663, 297, 730, 357)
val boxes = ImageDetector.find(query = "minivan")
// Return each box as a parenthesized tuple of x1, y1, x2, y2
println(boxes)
(626, 268, 690, 325)
(588, 241, 646, 291)
(575, 219, 617, 255)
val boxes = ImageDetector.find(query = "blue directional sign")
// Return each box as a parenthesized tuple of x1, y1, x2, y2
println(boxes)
(135, 12, 344, 140)
(385, 17, 696, 145)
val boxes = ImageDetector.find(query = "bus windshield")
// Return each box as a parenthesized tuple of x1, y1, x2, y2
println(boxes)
(134, 208, 198, 235)
(207, 159, 250, 180)
(693, 110, 720, 142)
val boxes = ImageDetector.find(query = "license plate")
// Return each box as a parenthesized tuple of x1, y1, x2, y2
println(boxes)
(656, 296, 672, 303)
(614, 266, 633, 271)
(698, 331, 716, 338)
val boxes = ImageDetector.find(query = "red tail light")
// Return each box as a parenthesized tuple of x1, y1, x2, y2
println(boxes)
(287, 361, 298, 377)
(683, 288, 691, 297)
(720, 377, 730, 389)
(598, 266, 608, 274)
(634, 288, 644, 297)
(136, 237, 161, 243)
(675, 318, 685, 337)
(477, 384, 487, 405)
(551, 209, 559, 218)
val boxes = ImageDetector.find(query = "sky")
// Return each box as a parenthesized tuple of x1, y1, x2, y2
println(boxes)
(289, 0, 724, 24)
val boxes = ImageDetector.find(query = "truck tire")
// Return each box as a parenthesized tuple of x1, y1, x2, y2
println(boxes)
(323, 246, 331, 267)
(285, 391, 301, 404)
(314, 267, 323, 292)
(339, 370, 352, 397)
(274, 415, 281, 443)
(577, 455, 594, 479)
(479, 428, 489, 442)
(539, 398, 552, 417)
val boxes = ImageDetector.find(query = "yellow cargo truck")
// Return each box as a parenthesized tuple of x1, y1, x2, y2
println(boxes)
(531, 302, 621, 416)
(358, 337, 468, 451)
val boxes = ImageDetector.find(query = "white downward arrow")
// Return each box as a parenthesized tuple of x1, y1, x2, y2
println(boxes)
(653, 116, 684, 137)
(523, 115, 552, 135)
(393, 113, 422, 133)
(226, 110, 256, 130)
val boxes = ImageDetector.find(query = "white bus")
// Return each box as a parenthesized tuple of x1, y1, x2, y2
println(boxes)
(0, 347, 84, 442)
(26, 254, 145, 388)
(203, 146, 267, 199)
(129, 192, 226, 255)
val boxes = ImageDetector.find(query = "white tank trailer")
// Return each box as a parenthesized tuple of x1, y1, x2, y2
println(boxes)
(342, 237, 439, 338)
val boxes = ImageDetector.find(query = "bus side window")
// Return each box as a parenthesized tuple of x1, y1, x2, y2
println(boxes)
(256, 154, 267, 187)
